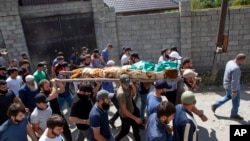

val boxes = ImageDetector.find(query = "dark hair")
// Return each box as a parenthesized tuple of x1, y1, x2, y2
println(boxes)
(38, 79, 50, 89)
(156, 101, 176, 119)
(79, 83, 93, 92)
(107, 43, 113, 48)
(235, 53, 246, 61)
(21, 59, 30, 65)
(182, 57, 191, 66)
(47, 114, 65, 129)
(161, 48, 168, 55)
(7, 103, 26, 117)
(0, 80, 6, 85)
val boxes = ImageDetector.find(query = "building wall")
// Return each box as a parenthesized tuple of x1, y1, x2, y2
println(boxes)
(0, 1, 250, 72)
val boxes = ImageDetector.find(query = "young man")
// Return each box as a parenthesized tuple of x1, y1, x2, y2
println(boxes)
(6, 67, 23, 96)
(89, 89, 114, 141)
(39, 114, 65, 141)
(0, 65, 7, 80)
(33, 62, 47, 84)
(212, 53, 246, 120)
(0, 103, 37, 141)
(120, 47, 132, 66)
(30, 94, 52, 137)
(173, 91, 198, 141)
(101, 43, 113, 63)
(158, 48, 169, 64)
(146, 101, 176, 141)
(39, 79, 72, 141)
(115, 74, 142, 141)
(69, 84, 94, 141)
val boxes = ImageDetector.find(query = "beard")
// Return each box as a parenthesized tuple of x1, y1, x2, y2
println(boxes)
(27, 82, 38, 92)
(160, 91, 166, 96)
(14, 117, 23, 123)
(0, 89, 8, 95)
(101, 103, 110, 110)
(52, 129, 61, 137)
(43, 90, 51, 95)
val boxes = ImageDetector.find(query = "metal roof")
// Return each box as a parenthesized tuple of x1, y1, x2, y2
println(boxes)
(103, 0, 179, 13)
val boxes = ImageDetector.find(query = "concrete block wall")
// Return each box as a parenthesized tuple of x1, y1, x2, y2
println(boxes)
(0, 0, 28, 61)
(116, 13, 180, 62)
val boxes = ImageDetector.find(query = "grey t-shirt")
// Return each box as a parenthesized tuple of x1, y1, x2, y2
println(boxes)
(30, 105, 52, 132)
(116, 86, 134, 118)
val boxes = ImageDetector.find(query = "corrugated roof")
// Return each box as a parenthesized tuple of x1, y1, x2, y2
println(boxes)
(103, 0, 179, 13)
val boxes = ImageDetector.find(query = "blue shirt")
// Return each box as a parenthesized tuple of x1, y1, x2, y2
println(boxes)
(102, 82, 114, 93)
(89, 105, 112, 141)
(101, 49, 109, 63)
(146, 113, 167, 141)
(19, 84, 40, 113)
(0, 118, 29, 141)
(147, 92, 162, 116)
(173, 104, 197, 141)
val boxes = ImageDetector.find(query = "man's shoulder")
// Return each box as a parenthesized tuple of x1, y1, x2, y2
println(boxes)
(0, 120, 10, 132)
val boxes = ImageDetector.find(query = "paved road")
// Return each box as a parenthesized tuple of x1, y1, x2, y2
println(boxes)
(29, 86, 250, 141)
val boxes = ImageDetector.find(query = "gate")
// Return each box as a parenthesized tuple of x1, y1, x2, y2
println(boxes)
(22, 13, 97, 71)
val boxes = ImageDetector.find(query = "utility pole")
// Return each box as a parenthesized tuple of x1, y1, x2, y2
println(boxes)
(210, 0, 229, 82)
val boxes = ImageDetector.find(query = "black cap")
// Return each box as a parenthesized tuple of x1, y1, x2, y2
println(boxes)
(125, 47, 132, 51)
(8, 67, 19, 72)
(93, 49, 99, 53)
(155, 79, 172, 89)
(57, 52, 64, 56)
(37, 62, 46, 67)
(82, 47, 88, 51)
(171, 45, 178, 52)
(57, 56, 64, 60)
(61, 62, 69, 67)
(79, 84, 93, 92)
(21, 52, 27, 56)
(131, 53, 140, 59)
(35, 93, 49, 103)
(0, 66, 7, 71)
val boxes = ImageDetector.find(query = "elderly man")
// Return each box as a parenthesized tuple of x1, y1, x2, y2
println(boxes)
(19, 75, 40, 113)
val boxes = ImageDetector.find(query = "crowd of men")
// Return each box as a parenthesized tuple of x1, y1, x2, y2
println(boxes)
(0, 43, 246, 141)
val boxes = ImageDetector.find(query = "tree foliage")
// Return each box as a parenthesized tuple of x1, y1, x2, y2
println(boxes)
(192, 0, 250, 10)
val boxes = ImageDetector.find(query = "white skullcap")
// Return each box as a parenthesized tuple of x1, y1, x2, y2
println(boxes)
(25, 75, 34, 82)
(107, 60, 115, 66)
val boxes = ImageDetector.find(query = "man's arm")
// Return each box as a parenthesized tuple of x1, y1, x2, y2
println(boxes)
(119, 103, 142, 124)
(92, 81, 101, 96)
(26, 123, 38, 141)
(69, 116, 89, 125)
(191, 106, 208, 122)
(92, 128, 108, 141)
(31, 123, 43, 136)
(46, 79, 58, 100)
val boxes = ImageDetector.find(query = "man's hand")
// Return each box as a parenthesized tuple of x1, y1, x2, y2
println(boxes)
(166, 125, 173, 133)
(231, 93, 237, 98)
(134, 117, 142, 124)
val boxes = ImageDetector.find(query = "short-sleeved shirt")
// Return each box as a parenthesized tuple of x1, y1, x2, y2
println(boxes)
(70, 94, 93, 130)
(39, 129, 63, 141)
(30, 106, 52, 132)
(6, 76, 23, 96)
(33, 71, 47, 84)
(121, 54, 130, 65)
(89, 105, 111, 141)
(116, 86, 134, 118)
(101, 49, 109, 63)
(146, 113, 167, 141)
(146, 92, 162, 116)
(0, 118, 28, 141)
(0, 90, 15, 125)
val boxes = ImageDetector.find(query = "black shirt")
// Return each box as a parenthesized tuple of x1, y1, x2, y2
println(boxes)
(70, 94, 93, 130)
(0, 90, 15, 125)
(42, 92, 61, 115)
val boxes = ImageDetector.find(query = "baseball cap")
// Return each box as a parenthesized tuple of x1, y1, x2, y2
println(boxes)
(183, 69, 198, 78)
(96, 89, 114, 100)
(35, 94, 49, 103)
(107, 60, 115, 66)
(169, 51, 182, 60)
(82, 47, 88, 51)
(155, 79, 172, 89)
(25, 75, 34, 82)
(0, 66, 7, 71)
(131, 53, 140, 59)
(120, 74, 131, 86)
(79, 84, 93, 92)
(125, 47, 132, 51)
(181, 91, 196, 104)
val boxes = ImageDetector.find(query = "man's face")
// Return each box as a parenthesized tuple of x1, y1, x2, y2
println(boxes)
(162, 113, 175, 124)
(12, 112, 25, 123)
(0, 70, 6, 75)
(52, 126, 64, 136)
(11, 71, 18, 78)
(187, 60, 193, 68)
(82, 50, 88, 55)
(41, 82, 51, 93)
(0, 83, 8, 91)
(26, 80, 34, 86)
(107, 47, 112, 51)
(37, 102, 48, 110)
(85, 57, 91, 64)
(13, 60, 18, 66)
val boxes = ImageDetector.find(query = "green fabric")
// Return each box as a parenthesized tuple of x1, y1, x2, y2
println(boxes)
(154, 61, 178, 72)
(130, 61, 155, 71)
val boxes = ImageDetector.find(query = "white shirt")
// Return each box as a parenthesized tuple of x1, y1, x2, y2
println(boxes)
(39, 130, 63, 141)
(6, 75, 23, 96)
(121, 54, 130, 65)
